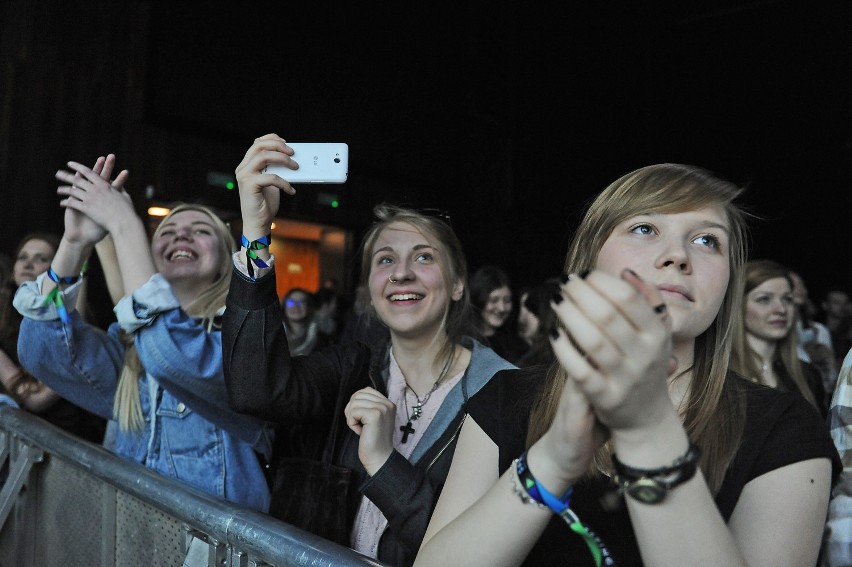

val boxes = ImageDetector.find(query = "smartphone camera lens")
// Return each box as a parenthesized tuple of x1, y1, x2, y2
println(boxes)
(334, 158, 341, 163)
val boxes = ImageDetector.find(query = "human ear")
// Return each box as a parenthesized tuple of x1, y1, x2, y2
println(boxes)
(451, 279, 464, 301)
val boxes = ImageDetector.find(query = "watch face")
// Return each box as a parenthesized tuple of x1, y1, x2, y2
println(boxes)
(625, 478, 666, 504)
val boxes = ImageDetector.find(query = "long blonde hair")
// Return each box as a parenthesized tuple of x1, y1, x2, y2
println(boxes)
(113, 203, 235, 431)
(731, 259, 819, 409)
(526, 164, 751, 492)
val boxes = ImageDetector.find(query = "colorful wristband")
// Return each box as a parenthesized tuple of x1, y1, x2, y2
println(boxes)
(515, 451, 573, 514)
(512, 453, 612, 566)
(43, 266, 78, 323)
(47, 266, 81, 286)
(240, 234, 271, 280)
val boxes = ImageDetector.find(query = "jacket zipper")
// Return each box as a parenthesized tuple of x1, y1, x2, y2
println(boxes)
(425, 413, 468, 472)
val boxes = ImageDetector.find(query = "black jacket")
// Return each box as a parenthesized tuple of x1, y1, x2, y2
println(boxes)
(222, 267, 515, 566)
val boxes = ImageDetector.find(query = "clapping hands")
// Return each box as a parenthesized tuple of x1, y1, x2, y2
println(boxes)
(55, 154, 130, 247)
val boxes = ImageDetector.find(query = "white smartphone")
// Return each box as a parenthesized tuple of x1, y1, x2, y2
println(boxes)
(262, 142, 349, 184)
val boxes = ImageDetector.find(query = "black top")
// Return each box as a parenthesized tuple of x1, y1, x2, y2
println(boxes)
(483, 327, 528, 365)
(468, 366, 842, 566)
(773, 358, 828, 418)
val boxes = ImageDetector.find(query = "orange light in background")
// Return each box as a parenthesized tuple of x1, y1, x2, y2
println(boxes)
(147, 206, 171, 217)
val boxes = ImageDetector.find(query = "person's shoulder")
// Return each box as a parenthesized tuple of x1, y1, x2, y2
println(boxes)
(467, 365, 546, 444)
(730, 371, 838, 457)
(811, 321, 834, 341)
(466, 336, 520, 371)
(737, 374, 809, 411)
(726, 371, 819, 425)
(472, 364, 547, 408)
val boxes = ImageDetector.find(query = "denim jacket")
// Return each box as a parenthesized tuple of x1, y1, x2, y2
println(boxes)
(14, 273, 272, 512)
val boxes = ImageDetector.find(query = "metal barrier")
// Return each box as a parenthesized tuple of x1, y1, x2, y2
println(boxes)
(0, 406, 388, 567)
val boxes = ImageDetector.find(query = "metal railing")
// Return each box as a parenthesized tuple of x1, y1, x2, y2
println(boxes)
(0, 406, 387, 567)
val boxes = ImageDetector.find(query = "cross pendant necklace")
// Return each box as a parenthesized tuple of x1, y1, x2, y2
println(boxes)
(400, 380, 440, 443)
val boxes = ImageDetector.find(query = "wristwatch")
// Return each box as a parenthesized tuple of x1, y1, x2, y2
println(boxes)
(612, 443, 701, 504)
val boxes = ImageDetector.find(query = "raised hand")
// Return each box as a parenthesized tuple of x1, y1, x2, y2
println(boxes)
(55, 154, 131, 247)
(528, 374, 608, 490)
(549, 269, 674, 435)
(234, 133, 298, 240)
(344, 386, 396, 475)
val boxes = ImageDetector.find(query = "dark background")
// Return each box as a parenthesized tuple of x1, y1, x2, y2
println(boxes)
(2, 1, 851, 312)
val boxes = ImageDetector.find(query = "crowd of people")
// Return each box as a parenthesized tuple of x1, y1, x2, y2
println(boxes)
(1, 135, 850, 566)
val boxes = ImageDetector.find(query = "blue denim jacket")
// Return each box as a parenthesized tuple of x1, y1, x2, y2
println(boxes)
(14, 273, 272, 512)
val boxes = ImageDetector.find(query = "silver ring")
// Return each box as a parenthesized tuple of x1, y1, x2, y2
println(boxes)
(389, 275, 399, 284)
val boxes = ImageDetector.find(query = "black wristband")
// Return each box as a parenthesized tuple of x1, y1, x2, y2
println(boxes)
(612, 442, 701, 504)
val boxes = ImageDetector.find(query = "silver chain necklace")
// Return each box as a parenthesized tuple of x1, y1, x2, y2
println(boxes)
(399, 381, 440, 443)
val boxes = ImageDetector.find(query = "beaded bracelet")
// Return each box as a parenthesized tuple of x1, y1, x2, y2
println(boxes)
(512, 453, 613, 566)
(240, 234, 271, 280)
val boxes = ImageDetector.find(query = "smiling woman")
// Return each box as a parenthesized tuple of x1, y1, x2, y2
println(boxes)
(13, 155, 273, 524)
(470, 265, 528, 364)
(221, 134, 518, 566)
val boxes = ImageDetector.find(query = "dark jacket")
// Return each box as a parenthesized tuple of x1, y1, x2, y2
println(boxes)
(222, 266, 515, 566)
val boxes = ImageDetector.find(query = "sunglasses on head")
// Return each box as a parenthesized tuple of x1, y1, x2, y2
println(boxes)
(394, 204, 452, 227)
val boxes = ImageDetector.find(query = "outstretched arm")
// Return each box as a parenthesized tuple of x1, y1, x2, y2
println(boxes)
(234, 133, 298, 269)
(78, 155, 129, 313)
(94, 235, 123, 304)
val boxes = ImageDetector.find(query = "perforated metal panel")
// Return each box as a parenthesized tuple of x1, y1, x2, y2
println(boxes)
(115, 492, 184, 567)
(37, 454, 109, 566)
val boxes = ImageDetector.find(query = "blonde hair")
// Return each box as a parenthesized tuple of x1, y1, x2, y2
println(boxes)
(526, 164, 751, 493)
(731, 259, 819, 409)
(358, 203, 474, 382)
(113, 203, 235, 431)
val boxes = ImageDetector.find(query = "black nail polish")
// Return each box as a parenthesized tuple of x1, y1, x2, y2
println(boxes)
(549, 326, 560, 340)
(625, 268, 639, 279)
(559, 273, 570, 284)
(552, 293, 563, 305)
(579, 270, 590, 279)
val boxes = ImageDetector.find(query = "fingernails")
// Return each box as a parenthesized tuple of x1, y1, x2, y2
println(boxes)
(559, 273, 570, 284)
(549, 326, 560, 340)
(624, 268, 639, 279)
(579, 270, 590, 279)
(552, 293, 563, 305)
